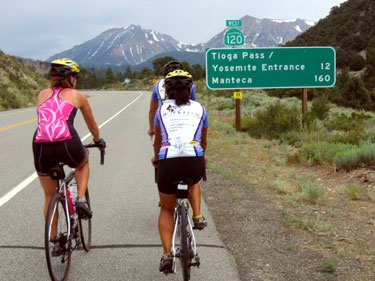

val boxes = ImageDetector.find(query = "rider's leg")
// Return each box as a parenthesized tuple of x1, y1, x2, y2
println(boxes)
(39, 176, 58, 218)
(188, 183, 201, 217)
(158, 192, 176, 254)
(39, 176, 58, 237)
(75, 152, 89, 198)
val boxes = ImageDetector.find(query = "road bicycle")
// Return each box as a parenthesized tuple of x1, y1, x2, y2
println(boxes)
(170, 179, 204, 281)
(44, 143, 105, 281)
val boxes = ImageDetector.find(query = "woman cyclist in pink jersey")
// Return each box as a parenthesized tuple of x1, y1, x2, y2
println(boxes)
(32, 58, 106, 222)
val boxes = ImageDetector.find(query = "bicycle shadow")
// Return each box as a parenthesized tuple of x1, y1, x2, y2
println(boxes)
(0, 243, 224, 251)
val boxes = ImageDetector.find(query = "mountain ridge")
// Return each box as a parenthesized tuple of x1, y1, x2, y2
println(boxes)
(47, 15, 314, 69)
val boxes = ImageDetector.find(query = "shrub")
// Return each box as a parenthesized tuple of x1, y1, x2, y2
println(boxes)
(245, 101, 300, 139)
(290, 142, 353, 166)
(343, 185, 363, 200)
(311, 95, 331, 120)
(298, 180, 326, 203)
(325, 111, 372, 132)
(333, 142, 375, 170)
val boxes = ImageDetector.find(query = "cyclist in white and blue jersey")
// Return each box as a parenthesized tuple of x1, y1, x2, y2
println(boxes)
(148, 61, 205, 234)
(151, 70, 208, 273)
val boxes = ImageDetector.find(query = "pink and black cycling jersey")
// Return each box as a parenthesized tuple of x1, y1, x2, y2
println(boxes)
(34, 87, 78, 143)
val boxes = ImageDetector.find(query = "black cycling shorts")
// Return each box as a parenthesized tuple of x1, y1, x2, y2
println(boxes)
(156, 156, 205, 195)
(32, 136, 87, 177)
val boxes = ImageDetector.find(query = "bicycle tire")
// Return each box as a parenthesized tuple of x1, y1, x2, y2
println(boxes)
(79, 188, 92, 251)
(45, 193, 71, 281)
(179, 204, 190, 281)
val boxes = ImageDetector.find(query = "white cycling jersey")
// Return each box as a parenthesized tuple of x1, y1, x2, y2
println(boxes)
(154, 99, 208, 159)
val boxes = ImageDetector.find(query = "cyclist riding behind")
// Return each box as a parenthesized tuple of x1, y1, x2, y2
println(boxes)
(32, 58, 106, 228)
(151, 70, 208, 273)
(148, 60, 207, 231)
(147, 60, 196, 138)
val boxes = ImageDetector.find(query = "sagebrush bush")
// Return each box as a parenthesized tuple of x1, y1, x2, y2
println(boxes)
(243, 101, 300, 139)
(311, 95, 331, 120)
(324, 111, 372, 132)
(289, 142, 354, 165)
(333, 140, 375, 170)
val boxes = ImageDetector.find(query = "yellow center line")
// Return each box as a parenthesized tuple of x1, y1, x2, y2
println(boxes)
(0, 118, 37, 132)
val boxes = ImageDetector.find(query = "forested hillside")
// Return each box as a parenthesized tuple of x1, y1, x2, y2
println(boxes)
(276, 0, 375, 110)
(0, 51, 49, 110)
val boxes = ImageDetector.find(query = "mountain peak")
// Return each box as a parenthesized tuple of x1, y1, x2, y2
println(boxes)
(47, 15, 314, 68)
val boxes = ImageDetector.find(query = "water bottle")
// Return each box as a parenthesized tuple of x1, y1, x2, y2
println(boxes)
(67, 186, 78, 230)
(66, 189, 75, 215)
(69, 180, 78, 206)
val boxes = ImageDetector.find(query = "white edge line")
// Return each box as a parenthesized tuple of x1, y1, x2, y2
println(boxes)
(0, 92, 143, 208)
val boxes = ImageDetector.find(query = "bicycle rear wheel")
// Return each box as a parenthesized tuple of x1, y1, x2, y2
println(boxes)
(79, 188, 92, 251)
(45, 193, 71, 281)
(179, 204, 191, 281)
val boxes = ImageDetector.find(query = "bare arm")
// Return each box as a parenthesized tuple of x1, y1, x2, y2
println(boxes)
(151, 125, 162, 167)
(148, 100, 158, 137)
(201, 127, 208, 164)
(79, 93, 100, 141)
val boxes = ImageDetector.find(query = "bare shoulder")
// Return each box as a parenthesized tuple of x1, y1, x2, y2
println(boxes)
(36, 88, 53, 105)
(61, 88, 87, 107)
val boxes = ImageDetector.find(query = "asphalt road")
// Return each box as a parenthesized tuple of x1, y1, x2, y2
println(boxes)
(0, 91, 240, 281)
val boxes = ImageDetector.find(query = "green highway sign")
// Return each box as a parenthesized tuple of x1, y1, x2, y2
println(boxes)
(205, 47, 336, 90)
(224, 28, 245, 47)
(226, 20, 242, 27)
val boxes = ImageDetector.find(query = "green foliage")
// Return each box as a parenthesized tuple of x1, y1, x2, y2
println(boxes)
(333, 142, 375, 170)
(292, 142, 354, 166)
(242, 101, 300, 139)
(284, 0, 375, 105)
(152, 56, 178, 76)
(320, 258, 337, 275)
(104, 67, 115, 85)
(311, 95, 330, 120)
(0, 50, 49, 110)
(299, 181, 326, 203)
(324, 110, 372, 132)
(343, 185, 363, 200)
(203, 88, 375, 169)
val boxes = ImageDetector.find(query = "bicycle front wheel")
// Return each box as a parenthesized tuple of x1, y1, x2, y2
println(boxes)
(79, 188, 92, 251)
(179, 204, 190, 281)
(45, 193, 71, 281)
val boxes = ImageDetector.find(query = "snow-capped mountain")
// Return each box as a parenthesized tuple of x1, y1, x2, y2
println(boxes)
(47, 16, 314, 68)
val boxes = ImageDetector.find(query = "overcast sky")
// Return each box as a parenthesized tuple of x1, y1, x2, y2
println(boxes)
(1, 0, 347, 61)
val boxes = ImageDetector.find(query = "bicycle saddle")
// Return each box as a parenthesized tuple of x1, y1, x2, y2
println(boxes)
(49, 165, 66, 180)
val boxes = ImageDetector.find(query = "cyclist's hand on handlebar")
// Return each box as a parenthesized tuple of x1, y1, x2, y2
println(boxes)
(94, 138, 106, 150)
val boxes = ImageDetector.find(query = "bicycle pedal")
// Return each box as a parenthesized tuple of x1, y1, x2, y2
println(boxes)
(190, 260, 201, 268)
(174, 251, 182, 258)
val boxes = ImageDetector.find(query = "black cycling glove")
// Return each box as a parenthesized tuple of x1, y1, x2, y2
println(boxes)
(94, 138, 106, 149)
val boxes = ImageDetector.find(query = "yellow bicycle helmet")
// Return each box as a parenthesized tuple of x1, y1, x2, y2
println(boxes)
(165, 70, 193, 90)
(49, 58, 80, 79)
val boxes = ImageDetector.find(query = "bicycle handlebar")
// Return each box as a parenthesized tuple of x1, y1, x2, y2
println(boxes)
(84, 143, 105, 165)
